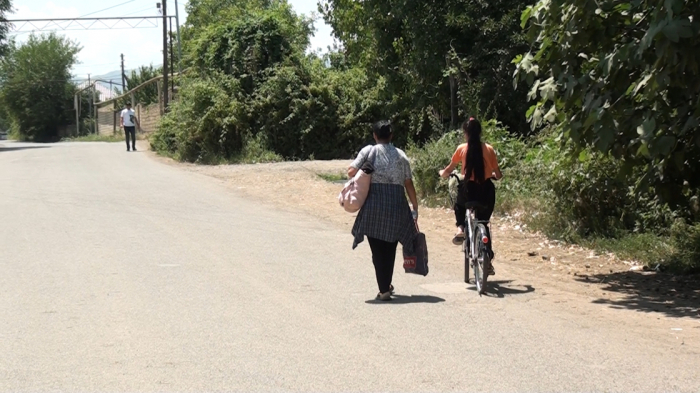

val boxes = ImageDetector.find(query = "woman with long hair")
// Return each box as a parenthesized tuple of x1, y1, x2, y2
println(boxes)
(439, 118, 502, 271)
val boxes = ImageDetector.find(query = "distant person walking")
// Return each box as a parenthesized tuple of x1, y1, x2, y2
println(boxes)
(120, 102, 140, 152)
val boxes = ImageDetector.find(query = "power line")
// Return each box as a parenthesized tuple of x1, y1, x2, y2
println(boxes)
(120, 6, 157, 17)
(79, 0, 136, 18)
(72, 63, 121, 68)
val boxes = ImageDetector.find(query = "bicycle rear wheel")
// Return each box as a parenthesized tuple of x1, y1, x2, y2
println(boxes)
(463, 238, 470, 284)
(474, 224, 491, 294)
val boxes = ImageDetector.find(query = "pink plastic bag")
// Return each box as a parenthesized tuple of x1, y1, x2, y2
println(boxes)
(338, 170, 372, 213)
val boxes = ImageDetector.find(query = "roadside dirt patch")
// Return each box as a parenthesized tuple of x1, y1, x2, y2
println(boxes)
(150, 150, 700, 322)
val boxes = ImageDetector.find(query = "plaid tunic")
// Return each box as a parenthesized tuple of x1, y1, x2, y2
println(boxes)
(352, 183, 418, 252)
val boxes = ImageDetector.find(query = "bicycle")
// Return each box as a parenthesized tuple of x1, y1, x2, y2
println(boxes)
(449, 173, 493, 295)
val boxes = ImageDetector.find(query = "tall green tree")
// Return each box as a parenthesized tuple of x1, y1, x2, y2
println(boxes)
(515, 0, 700, 208)
(320, 0, 532, 137)
(0, 33, 81, 141)
(0, 0, 12, 56)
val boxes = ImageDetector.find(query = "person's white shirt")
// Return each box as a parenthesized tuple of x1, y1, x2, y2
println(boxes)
(121, 108, 136, 127)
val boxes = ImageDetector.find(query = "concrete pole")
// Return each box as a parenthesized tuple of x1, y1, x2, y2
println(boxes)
(74, 94, 79, 137)
(174, 0, 183, 72)
(121, 54, 127, 94)
(161, 1, 169, 110)
(94, 85, 98, 135)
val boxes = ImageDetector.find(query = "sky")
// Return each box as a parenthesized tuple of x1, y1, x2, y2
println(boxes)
(9, 0, 335, 79)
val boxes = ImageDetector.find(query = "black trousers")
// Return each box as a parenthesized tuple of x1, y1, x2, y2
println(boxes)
(454, 179, 496, 226)
(454, 179, 496, 253)
(367, 237, 398, 294)
(124, 126, 136, 150)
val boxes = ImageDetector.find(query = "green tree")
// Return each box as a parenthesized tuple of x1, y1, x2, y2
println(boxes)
(515, 0, 700, 208)
(0, 0, 12, 56)
(125, 64, 161, 105)
(319, 0, 532, 137)
(0, 33, 81, 141)
(153, 0, 381, 162)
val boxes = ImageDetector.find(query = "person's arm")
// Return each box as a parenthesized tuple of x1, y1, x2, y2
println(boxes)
(488, 145, 503, 180)
(120, 111, 124, 128)
(405, 179, 419, 215)
(348, 146, 369, 178)
(494, 167, 503, 181)
(439, 145, 463, 178)
(439, 161, 458, 179)
(401, 154, 419, 220)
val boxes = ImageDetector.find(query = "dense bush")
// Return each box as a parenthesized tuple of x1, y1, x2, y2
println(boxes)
(150, 76, 247, 163)
(152, 2, 386, 162)
(249, 59, 383, 160)
(669, 221, 700, 274)
(515, 0, 700, 211)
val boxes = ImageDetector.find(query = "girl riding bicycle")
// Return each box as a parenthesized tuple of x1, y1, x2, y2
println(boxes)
(439, 118, 502, 261)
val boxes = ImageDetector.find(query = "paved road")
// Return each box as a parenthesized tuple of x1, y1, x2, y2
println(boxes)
(1, 141, 698, 392)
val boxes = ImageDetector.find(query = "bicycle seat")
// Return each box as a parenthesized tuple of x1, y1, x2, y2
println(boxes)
(464, 201, 487, 209)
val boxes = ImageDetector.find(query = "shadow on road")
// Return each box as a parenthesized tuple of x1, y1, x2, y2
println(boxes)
(575, 272, 700, 319)
(365, 294, 446, 305)
(0, 145, 51, 153)
(467, 280, 536, 298)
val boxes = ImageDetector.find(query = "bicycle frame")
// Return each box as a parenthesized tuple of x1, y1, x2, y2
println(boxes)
(464, 208, 489, 262)
(448, 172, 492, 294)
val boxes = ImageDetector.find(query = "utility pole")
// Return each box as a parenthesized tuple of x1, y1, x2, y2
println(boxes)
(74, 94, 79, 137)
(174, 0, 183, 72)
(94, 84, 98, 134)
(88, 73, 92, 135)
(161, 1, 169, 110)
(169, 16, 174, 96)
(121, 54, 126, 94)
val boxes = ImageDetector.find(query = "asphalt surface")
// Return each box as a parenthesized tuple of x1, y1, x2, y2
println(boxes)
(1, 141, 698, 392)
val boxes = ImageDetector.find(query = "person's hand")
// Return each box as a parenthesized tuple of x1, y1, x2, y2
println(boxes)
(439, 169, 445, 178)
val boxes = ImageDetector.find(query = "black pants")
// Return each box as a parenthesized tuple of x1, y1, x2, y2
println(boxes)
(367, 237, 398, 294)
(124, 126, 136, 150)
(454, 179, 496, 253)
(454, 179, 496, 226)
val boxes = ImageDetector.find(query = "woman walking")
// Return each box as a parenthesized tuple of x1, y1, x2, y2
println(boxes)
(349, 121, 419, 301)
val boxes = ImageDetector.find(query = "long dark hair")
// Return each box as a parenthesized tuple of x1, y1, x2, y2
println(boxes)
(463, 118, 485, 183)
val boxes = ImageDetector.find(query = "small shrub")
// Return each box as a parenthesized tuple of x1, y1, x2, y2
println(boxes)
(151, 76, 247, 163)
(407, 130, 462, 206)
(668, 221, 700, 274)
(317, 172, 346, 183)
(234, 133, 283, 164)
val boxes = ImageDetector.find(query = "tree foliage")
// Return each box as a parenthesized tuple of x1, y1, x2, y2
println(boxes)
(515, 0, 700, 208)
(320, 0, 532, 136)
(191, 9, 308, 94)
(0, 0, 11, 57)
(152, 1, 380, 162)
(125, 64, 161, 106)
(0, 33, 81, 141)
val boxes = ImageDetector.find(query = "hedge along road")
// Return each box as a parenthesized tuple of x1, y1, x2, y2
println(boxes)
(0, 141, 698, 392)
